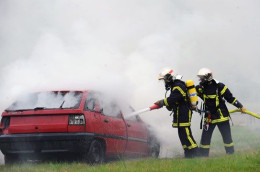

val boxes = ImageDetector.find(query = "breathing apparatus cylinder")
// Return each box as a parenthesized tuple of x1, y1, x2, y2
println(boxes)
(185, 80, 198, 107)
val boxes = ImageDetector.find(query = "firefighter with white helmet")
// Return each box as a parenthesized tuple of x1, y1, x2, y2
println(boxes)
(196, 67, 246, 157)
(155, 67, 198, 158)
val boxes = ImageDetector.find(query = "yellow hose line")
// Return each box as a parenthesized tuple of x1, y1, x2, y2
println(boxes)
(229, 109, 260, 119)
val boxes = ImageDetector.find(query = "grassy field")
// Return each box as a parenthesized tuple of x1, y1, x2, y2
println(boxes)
(0, 151, 259, 172)
(0, 126, 259, 172)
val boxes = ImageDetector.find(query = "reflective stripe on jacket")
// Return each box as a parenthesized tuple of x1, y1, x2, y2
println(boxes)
(196, 80, 242, 124)
(164, 80, 192, 127)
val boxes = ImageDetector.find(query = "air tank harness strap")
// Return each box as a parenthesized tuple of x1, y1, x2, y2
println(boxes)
(186, 85, 195, 89)
(199, 103, 205, 129)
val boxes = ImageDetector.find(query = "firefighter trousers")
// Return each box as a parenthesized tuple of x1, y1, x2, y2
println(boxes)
(178, 127, 198, 158)
(199, 121, 234, 157)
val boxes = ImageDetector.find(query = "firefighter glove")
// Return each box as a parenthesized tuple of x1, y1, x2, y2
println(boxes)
(191, 105, 197, 111)
(166, 106, 173, 111)
(240, 107, 247, 113)
(155, 99, 164, 108)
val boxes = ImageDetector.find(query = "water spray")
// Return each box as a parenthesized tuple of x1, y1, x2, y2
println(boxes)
(126, 104, 161, 118)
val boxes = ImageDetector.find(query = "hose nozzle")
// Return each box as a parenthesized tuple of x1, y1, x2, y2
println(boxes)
(149, 104, 161, 110)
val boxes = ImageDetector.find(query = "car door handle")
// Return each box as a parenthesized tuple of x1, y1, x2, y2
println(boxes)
(104, 119, 109, 123)
(127, 123, 131, 127)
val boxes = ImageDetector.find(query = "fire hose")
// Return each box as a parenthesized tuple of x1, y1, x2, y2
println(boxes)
(127, 104, 161, 117)
(229, 109, 260, 119)
(127, 104, 260, 122)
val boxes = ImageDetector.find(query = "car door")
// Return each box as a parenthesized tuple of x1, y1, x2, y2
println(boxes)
(98, 99, 127, 155)
(83, 92, 103, 134)
(124, 115, 149, 156)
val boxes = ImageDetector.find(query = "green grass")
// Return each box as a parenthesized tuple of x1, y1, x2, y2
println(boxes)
(0, 151, 259, 172)
(0, 126, 260, 172)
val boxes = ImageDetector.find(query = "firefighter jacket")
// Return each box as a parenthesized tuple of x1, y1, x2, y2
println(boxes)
(196, 79, 243, 124)
(163, 80, 192, 128)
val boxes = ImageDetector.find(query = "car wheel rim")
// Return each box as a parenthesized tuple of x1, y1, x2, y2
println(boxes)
(93, 146, 100, 162)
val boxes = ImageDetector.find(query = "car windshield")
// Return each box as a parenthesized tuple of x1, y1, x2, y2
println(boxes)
(6, 91, 83, 111)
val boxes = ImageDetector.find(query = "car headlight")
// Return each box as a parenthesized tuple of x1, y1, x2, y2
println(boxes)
(69, 114, 85, 125)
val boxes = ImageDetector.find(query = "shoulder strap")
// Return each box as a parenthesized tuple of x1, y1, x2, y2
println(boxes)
(172, 86, 186, 97)
(172, 84, 192, 111)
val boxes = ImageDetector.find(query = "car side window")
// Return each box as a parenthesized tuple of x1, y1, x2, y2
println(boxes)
(84, 92, 98, 111)
(102, 102, 121, 118)
(85, 92, 121, 118)
(84, 98, 95, 111)
(123, 106, 140, 122)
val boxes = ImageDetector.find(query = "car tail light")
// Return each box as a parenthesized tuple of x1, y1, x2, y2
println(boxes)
(69, 114, 85, 125)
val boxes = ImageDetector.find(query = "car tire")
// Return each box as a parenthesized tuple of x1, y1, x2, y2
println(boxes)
(87, 140, 104, 164)
(149, 138, 160, 158)
(150, 146, 160, 158)
(149, 145, 160, 158)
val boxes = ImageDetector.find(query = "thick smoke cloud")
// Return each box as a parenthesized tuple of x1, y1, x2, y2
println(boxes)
(0, 0, 260, 162)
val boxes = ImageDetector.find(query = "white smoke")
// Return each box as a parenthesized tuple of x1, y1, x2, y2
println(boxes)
(7, 91, 82, 110)
(0, 0, 260, 163)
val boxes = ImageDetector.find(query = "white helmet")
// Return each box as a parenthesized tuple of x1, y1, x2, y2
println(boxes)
(158, 67, 183, 82)
(197, 68, 213, 82)
(158, 67, 175, 82)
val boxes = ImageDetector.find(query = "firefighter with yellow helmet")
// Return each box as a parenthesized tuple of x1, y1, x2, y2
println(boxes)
(196, 68, 246, 157)
(155, 67, 198, 158)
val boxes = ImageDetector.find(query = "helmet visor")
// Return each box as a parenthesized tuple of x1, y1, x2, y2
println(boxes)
(158, 74, 165, 80)
(197, 75, 207, 82)
(197, 73, 213, 83)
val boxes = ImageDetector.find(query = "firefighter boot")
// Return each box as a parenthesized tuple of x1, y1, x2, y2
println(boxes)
(190, 147, 199, 158)
(225, 146, 234, 155)
(184, 148, 198, 158)
(199, 147, 209, 157)
(184, 149, 192, 158)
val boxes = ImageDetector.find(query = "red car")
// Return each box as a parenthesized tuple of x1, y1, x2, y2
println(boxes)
(0, 91, 160, 164)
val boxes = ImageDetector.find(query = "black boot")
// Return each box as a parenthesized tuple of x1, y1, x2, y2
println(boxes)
(198, 147, 209, 157)
(190, 147, 199, 158)
(184, 149, 192, 158)
(225, 146, 234, 155)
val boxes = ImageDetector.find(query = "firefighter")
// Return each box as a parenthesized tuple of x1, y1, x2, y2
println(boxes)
(196, 68, 246, 157)
(155, 68, 198, 158)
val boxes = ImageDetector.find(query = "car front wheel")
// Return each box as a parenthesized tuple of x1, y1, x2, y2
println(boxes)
(148, 137, 160, 158)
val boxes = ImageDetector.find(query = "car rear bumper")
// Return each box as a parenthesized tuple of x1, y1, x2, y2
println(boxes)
(0, 132, 95, 154)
